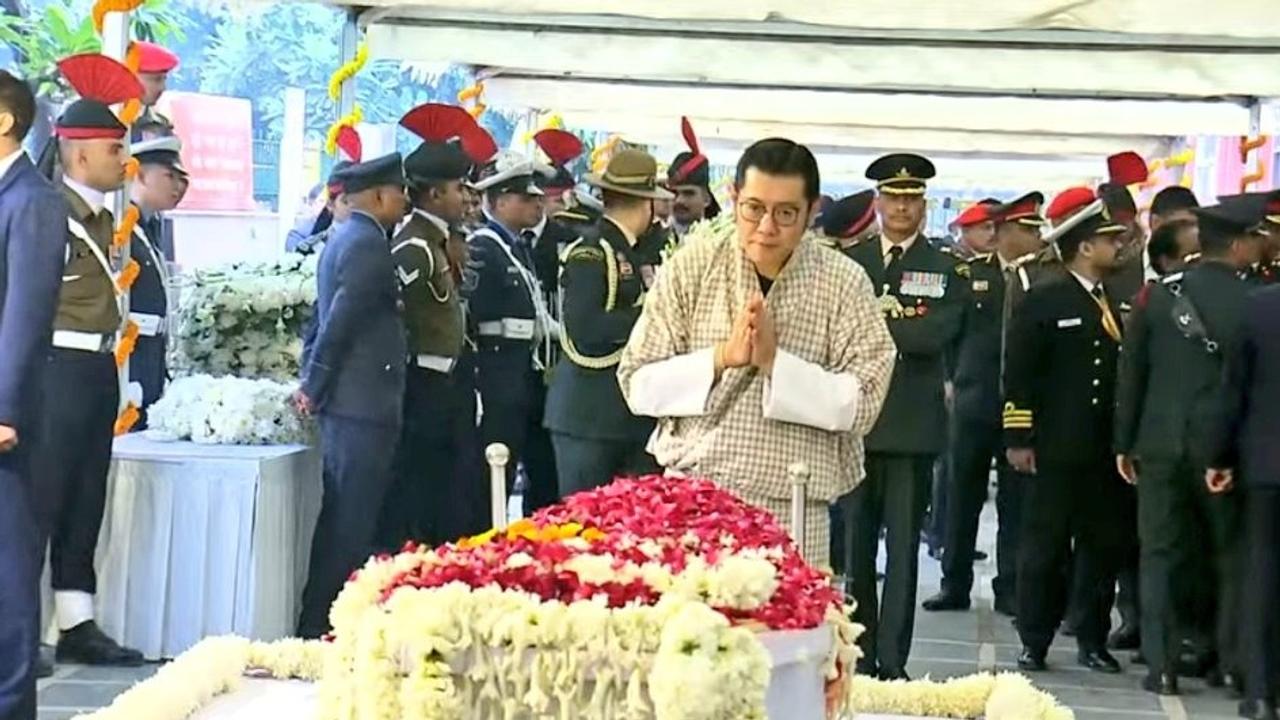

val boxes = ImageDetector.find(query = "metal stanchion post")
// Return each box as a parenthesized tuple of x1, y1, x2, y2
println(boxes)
(486, 443, 510, 530)
(788, 462, 811, 560)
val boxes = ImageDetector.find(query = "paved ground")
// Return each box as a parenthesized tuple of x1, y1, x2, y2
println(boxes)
(37, 499, 1242, 719)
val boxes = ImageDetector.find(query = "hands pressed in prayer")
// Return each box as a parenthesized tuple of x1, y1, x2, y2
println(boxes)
(747, 296, 778, 375)
(716, 301, 756, 374)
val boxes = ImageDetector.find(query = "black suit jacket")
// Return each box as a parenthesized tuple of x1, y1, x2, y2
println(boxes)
(1004, 274, 1121, 467)
(953, 253, 1007, 425)
(846, 236, 967, 455)
(1210, 286, 1280, 486)
(1114, 263, 1250, 464)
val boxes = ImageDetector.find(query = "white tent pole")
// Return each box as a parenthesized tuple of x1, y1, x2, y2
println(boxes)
(102, 12, 131, 415)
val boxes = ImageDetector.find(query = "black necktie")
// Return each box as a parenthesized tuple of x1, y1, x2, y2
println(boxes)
(1090, 285, 1104, 300)
(885, 245, 905, 288)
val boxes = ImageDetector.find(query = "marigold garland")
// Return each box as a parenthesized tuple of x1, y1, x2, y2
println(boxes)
(457, 81, 486, 120)
(112, 402, 140, 436)
(113, 203, 139, 250)
(123, 156, 139, 182)
(325, 107, 364, 156)
(114, 319, 139, 369)
(116, 258, 140, 292)
(323, 41, 368, 157)
(90, 0, 143, 33)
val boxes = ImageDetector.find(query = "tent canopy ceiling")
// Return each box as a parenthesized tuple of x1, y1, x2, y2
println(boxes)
(324, 0, 1277, 184)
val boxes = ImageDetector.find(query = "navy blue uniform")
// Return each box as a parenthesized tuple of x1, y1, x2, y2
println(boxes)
(463, 217, 557, 514)
(127, 210, 169, 428)
(0, 154, 68, 720)
(1210, 285, 1280, 707)
(297, 210, 406, 638)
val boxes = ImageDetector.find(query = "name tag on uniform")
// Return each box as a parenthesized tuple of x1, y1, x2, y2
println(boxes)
(1057, 317, 1083, 328)
(972, 280, 990, 292)
(900, 271, 947, 298)
(505, 266, 521, 275)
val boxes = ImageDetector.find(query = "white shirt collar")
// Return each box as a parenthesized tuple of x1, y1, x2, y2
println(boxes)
(0, 148, 24, 181)
(527, 213, 548, 240)
(63, 175, 106, 214)
(880, 233, 918, 259)
(1070, 270, 1101, 294)
(413, 208, 450, 237)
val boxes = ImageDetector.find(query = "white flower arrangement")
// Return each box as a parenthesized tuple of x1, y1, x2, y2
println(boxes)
(147, 374, 313, 445)
(170, 253, 318, 382)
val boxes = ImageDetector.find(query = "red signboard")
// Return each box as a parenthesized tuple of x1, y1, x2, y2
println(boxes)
(158, 91, 255, 211)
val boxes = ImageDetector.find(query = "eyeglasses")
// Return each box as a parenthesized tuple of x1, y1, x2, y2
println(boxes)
(737, 199, 803, 228)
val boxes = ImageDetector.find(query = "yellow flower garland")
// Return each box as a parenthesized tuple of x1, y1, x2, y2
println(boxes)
(324, 41, 368, 157)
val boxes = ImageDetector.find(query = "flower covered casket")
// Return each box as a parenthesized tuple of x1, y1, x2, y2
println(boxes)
(316, 476, 859, 720)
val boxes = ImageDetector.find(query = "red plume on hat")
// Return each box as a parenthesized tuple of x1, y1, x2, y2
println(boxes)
(459, 123, 498, 166)
(58, 54, 143, 105)
(1107, 151, 1149, 186)
(335, 125, 362, 163)
(670, 116, 709, 184)
(1045, 186, 1099, 225)
(399, 103, 475, 144)
(533, 129, 583, 168)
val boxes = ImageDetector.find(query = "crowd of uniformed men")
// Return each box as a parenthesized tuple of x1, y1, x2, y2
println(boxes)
(5, 42, 1280, 720)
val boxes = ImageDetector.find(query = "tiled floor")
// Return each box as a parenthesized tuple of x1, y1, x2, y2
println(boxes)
(38, 500, 1242, 719)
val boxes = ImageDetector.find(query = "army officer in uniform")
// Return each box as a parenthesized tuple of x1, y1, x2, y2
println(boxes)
(546, 150, 670, 496)
(924, 193, 1045, 617)
(33, 54, 145, 666)
(843, 153, 968, 680)
(378, 103, 480, 548)
(296, 154, 408, 638)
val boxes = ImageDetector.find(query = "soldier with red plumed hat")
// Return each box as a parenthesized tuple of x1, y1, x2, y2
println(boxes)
(32, 53, 146, 669)
(131, 40, 179, 140)
(374, 103, 486, 549)
(667, 116, 719, 238)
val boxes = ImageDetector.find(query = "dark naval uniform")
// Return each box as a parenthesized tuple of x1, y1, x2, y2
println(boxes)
(1115, 259, 1249, 684)
(377, 209, 478, 548)
(546, 216, 658, 496)
(127, 208, 170, 428)
(844, 232, 967, 677)
(1210, 286, 1280, 713)
(465, 215, 557, 514)
(1004, 272, 1128, 659)
(0, 152, 71, 719)
(298, 155, 408, 639)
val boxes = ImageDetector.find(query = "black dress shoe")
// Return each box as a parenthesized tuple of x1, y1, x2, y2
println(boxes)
(1226, 672, 1247, 699)
(1239, 699, 1279, 720)
(1108, 625, 1141, 651)
(1079, 649, 1123, 674)
(35, 647, 54, 679)
(879, 667, 910, 681)
(55, 621, 145, 667)
(921, 591, 971, 612)
(1143, 672, 1179, 696)
(1017, 648, 1047, 672)
(992, 595, 1017, 618)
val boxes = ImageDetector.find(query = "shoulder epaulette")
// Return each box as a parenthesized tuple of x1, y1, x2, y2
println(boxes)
(555, 209, 591, 223)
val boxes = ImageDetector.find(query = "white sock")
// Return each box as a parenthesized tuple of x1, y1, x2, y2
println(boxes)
(54, 591, 94, 632)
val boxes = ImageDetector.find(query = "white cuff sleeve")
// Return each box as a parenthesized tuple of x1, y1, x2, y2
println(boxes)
(625, 347, 717, 418)
(762, 349, 861, 432)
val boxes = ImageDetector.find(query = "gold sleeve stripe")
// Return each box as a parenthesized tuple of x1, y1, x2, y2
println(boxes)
(1003, 419, 1034, 429)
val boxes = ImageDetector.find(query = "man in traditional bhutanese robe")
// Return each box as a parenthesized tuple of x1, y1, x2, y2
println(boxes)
(618, 138, 896, 568)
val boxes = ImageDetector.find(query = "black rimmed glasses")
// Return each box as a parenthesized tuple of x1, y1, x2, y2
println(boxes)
(737, 199, 803, 228)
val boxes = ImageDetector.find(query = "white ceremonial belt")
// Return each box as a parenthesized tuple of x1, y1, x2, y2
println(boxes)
(128, 312, 166, 337)
(52, 330, 115, 353)
(477, 318, 535, 341)
(414, 354, 456, 373)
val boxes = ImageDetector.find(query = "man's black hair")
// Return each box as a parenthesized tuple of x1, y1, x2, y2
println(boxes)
(0, 70, 36, 142)
(734, 138, 821, 203)
(1198, 215, 1245, 256)
(1151, 186, 1199, 218)
(1149, 218, 1195, 265)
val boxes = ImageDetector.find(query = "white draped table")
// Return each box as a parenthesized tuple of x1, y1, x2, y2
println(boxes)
(95, 435, 323, 660)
